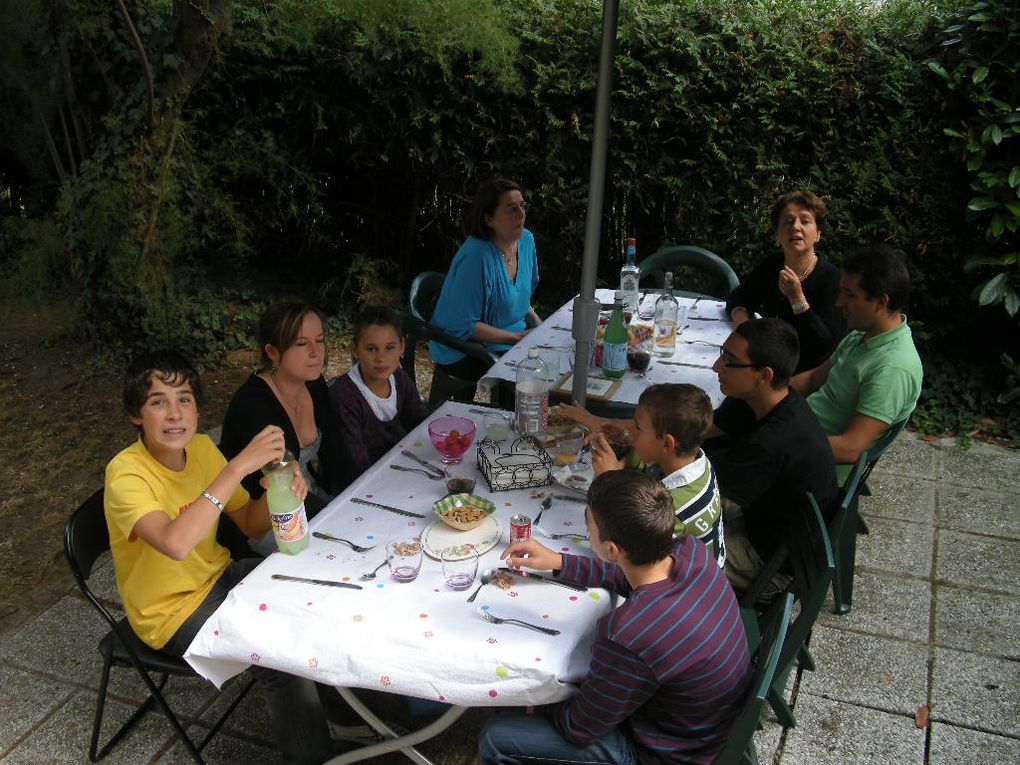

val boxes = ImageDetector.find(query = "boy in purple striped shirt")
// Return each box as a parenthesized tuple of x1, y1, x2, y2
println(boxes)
(478, 471, 751, 765)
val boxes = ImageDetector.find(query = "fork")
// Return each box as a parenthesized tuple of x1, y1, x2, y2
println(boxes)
(390, 464, 445, 480)
(476, 607, 560, 636)
(536, 526, 589, 541)
(311, 532, 376, 553)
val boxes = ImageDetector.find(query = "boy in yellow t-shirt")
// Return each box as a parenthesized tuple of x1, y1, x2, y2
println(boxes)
(104, 350, 333, 764)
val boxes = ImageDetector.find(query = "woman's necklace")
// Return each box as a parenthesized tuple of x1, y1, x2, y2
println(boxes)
(495, 241, 518, 265)
(788, 254, 818, 282)
(269, 371, 303, 418)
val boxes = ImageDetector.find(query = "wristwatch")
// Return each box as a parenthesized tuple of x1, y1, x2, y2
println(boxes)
(791, 301, 810, 314)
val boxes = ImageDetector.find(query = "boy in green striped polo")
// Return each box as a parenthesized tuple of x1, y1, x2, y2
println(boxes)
(590, 383, 724, 567)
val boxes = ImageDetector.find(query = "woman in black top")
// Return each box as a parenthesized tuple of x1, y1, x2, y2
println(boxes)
(726, 190, 846, 372)
(218, 301, 356, 556)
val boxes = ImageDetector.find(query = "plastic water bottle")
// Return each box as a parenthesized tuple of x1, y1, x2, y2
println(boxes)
(654, 271, 679, 357)
(620, 237, 640, 317)
(602, 291, 629, 379)
(261, 452, 309, 554)
(515, 348, 549, 437)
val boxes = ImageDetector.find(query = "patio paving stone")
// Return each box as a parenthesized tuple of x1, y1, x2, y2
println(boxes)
(798, 626, 929, 716)
(858, 474, 935, 525)
(779, 694, 925, 765)
(935, 440, 1020, 492)
(0, 663, 75, 755)
(854, 516, 934, 580)
(870, 434, 937, 479)
(930, 646, 1020, 738)
(928, 722, 1020, 764)
(935, 530, 1020, 596)
(816, 571, 932, 642)
(935, 484, 1020, 541)
(934, 584, 1020, 660)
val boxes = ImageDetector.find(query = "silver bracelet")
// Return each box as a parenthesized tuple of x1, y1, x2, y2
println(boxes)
(201, 491, 225, 512)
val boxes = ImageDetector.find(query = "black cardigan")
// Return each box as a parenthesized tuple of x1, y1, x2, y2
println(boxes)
(726, 253, 846, 373)
(218, 373, 357, 501)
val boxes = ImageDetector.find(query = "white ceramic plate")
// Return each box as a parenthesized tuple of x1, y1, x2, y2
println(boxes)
(421, 515, 502, 561)
(552, 464, 594, 494)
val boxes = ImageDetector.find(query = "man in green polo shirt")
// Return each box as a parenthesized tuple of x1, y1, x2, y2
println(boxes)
(792, 244, 922, 483)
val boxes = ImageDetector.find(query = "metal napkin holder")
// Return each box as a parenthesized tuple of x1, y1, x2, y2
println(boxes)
(476, 435, 553, 492)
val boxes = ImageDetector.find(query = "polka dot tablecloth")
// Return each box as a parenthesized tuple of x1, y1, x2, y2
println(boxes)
(185, 401, 617, 708)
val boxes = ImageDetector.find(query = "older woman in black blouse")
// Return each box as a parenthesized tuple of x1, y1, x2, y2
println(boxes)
(726, 190, 846, 372)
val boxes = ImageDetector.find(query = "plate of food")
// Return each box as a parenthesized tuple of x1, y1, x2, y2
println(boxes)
(421, 515, 502, 560)
(552, 463, 594, 494)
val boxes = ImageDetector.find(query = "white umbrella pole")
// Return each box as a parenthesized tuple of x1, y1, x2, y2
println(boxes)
(571, 0, 620, 406)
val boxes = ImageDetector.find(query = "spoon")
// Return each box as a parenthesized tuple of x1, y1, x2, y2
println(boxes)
(359, 559, 390, 581)
(466, 569, 495, 603)
(533, 497, 553, 526)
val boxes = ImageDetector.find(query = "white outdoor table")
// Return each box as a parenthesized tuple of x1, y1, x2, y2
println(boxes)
(185, 401, 613, 764)
(478, 288, 734, 409)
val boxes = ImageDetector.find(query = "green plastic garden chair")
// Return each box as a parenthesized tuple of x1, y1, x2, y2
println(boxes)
(637, 245, 740, 300)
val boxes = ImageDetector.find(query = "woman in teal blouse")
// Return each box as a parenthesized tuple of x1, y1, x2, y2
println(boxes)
(430, 178, 542, 383)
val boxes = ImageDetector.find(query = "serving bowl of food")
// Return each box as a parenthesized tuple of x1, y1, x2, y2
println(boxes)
(428, 415, 477, 464)
(432, 493, 497, 531)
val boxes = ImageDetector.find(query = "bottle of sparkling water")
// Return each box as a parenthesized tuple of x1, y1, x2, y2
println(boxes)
(515, 348, 549, 437)
(262, 452, 309, 554)
(619, 237, 640, 317)
(653, 271, 679, 357)
(602, 291, 629, 379)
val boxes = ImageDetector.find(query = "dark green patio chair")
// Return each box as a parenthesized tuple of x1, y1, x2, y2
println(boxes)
(637, 245, 740, 300)
(714, 593, 794, 765)
(829, 417, 909, 614)
(739, 492, 835, 729)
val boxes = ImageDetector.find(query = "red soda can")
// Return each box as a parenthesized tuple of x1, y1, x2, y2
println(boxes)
(509, 514, 532, 543)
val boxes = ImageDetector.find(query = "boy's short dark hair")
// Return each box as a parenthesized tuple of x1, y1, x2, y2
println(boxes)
(637, 383, 713, 456)
(733, 318, 799, 389)
(586, 471, 675, 566)
(843, 244, 912, 312)
(353, 306, 404, 346)
(123, 350, 204, 418)
(258, 301, 326, 369)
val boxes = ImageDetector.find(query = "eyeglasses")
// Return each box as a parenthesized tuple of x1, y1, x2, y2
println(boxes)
(718, 349, 759, 369)
(502, 202, 528, 217)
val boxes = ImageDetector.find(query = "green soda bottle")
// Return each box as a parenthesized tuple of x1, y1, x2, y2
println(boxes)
(602, 291, 628, 379)
(261, 451, 309, 554)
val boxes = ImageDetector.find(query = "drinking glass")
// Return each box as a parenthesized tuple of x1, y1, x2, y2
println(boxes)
(441, 544, 479, 590)
(627, 338, 653, 376)
(387, 539, 423, 583)
(483, 413, 510, 442)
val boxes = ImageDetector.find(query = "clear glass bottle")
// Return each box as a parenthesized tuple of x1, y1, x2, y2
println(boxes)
(653, 271, 679, 357)
(262, 452, 309, 554)
(515, 348, 549, 436)
(602, 291, 629, 379)
(619, 237, 640, 317)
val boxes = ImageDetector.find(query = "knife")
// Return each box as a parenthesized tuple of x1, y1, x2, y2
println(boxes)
(350, 496, 426, 518)
(399, 450, 446, 477)
(500, 568, 587, 592)
(553, 494, 587, 503)
(271, 574, 363, 590)
(656, 360, 713, 369)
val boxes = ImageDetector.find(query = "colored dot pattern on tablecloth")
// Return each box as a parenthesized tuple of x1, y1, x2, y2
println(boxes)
(560, 547, 571, 552)
(496, 666, 509, 678)
(569, 596, 578, 601)
(342, 576, 351, 582)
(420, 613, 428, 618)
(309, 658, 318, 669)
(488, 689, 498, 698)
(366, 535, 375, 539)
(423, 631, 433, 637)
(250, 652, 260, 663)
(376, 583, 385, 588)
(487, 637, 497, 644)
(381, 676, 391, 686)
(259, 603, 267, 611)
(589, 592, 601, 599)
(353, 615, 363, 622)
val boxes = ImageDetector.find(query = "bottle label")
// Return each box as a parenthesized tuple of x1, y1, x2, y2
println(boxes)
(271, 503, 308, 543)
(603, 342, 628, 372)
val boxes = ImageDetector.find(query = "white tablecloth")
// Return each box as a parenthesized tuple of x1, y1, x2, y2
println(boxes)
(479, 289, 733, 408)
(185, 402, 614, 707)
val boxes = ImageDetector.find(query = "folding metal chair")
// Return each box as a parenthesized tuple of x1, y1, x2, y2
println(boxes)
(63, 489, 255, 763)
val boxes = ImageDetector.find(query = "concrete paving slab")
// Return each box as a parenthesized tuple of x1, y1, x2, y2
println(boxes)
(779, 694, 925, 765)
(855, 516, 934, 580)
(870, 433, 938, 480)
(1, 689, 172, 764)
(0, 663, 76, 755)
(935, 440, 1020, 492)
(928, 721, 1020, 764)
(816, 571, 932, 642)
(858, 474, 936, 525)
(930, 646, 1020, 738)
(88, 553, 122, 606)
(798, 626, 929, 716)
(936, 484, 1020, 541)
(156, 725, 281, 765)
(936, 530, 1020, 596)
(201, 672, 274, 742)
(0, 595, 110, 680)
(935, 584, 1020, 660)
